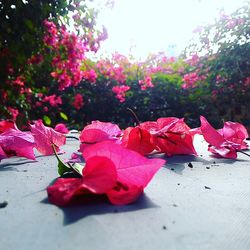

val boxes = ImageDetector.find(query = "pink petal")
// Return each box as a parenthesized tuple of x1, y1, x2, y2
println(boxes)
(79, 121, 121, 143)
(0, 129, 35, 160)
(81, 141, 165, 188)
(200, 116, 225, 147)
(54, 123, 69, 134)
(219, 121, 249, 150)
(31, 120, 66, 155)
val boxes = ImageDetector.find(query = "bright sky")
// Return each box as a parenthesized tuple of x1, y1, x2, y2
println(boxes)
(95, 0, 247, 60)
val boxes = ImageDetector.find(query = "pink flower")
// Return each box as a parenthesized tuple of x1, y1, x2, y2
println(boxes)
(138, 75, 154, 91)
(7, 107, 19, 121)
(112, 85, 130, 102)
(73, 94, 84, 110)
(140, 117, 197, 157)
(47, 141, 165, 206)
(43, 95, 62, 107)
(200, 116, 249, 159)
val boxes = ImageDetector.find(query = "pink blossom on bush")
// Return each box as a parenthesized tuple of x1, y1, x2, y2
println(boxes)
(82, 69, 97, 83)
(7, 107, 19, 121)
(73, 93, 84, 110)
(43, 94, 62, 107)
(139, 75, 154, 91)
(112, 85, 130, 103)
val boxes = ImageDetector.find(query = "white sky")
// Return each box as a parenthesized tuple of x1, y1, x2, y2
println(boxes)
(95, 0, 247, 60)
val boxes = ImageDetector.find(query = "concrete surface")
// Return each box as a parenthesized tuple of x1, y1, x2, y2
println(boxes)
(0, 136, 250, 250)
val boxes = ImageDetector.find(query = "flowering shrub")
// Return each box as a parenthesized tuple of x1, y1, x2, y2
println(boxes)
(0, 2, 249, 132)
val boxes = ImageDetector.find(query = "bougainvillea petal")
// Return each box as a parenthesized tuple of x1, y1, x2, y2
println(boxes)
(0, 145, 7, 161)
(47, 155, 117, 206)
(208, 144, 237, 159)
(54, 123, 69, 134)
(81, 141, 165, 188)
(0, 129, 35, 160)
(122, 127, 154, 155)
(31, 120, 66, 155)
(200, 116, 226, 148)
(81, 156, 117, 193)
(47, 178, 86, 206)
(0, 121, 16, 133)
(199, 116, 242, 159)
(107, 183, 143, 205)
(79, 120, 121, 144)
(218, 121, 249, 150)
(141, 117, 197, 156)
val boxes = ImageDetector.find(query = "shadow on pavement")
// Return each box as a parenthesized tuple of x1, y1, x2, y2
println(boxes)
(41, 193, 159, 226)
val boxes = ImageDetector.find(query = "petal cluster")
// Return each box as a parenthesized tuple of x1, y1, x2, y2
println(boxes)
(47, 141, 165, 206)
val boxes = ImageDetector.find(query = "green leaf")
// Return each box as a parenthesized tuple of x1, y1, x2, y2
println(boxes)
(60, 112, 68, 121)
(52, 144, 70, 176)
(43, 115, 51, 126)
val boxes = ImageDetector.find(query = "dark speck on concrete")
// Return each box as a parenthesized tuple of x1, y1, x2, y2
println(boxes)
(173, 204, 178, 207)
(206, 167, 210, 169)
(0, 201, 8, 208)
(171, 168, 174, 171)
(177, 183, 180, 186)
(162, 225, 167, 230)
(205, 186, 211, 190)
(188, 162, 193, 168)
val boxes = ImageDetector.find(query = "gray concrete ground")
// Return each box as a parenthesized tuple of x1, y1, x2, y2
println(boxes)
(1, 136, 250, 250)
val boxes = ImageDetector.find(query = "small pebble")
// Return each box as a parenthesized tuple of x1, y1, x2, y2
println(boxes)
(0, 201, 8, 208)
(188, 162, 193, 168)
(171, 168, 174, 171)
(206, 167, 210, 169)
(173, 204, 178, 207)
(205, 186, 211, 190)
(162, 225, 167, 230)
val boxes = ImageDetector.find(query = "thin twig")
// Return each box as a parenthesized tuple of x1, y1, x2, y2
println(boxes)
(127, 108, 140, 126)
(238, 150, 250, 157)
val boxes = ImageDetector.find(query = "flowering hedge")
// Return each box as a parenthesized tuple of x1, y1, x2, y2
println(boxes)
(0, 1, 249, 131)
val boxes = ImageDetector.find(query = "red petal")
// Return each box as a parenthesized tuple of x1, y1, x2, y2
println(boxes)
(107, 182, 143, 205)
(0, 121, 15, 133)
(122, 127, 154, 155)
(81, 156, 117, 193)
(149, 117, 197, 156)
(47, 178, 85, 206)
(47, 156, 117, 206)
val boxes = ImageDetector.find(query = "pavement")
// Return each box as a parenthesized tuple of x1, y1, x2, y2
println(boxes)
(1, 135, 250, 250)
